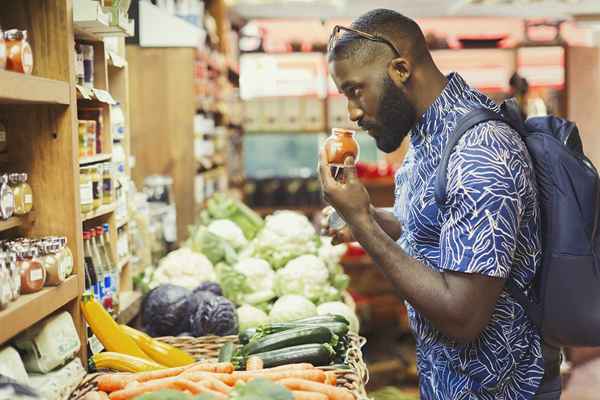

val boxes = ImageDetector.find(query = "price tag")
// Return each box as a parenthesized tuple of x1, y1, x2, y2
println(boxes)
(88, 334, 104, 355)
(93, 89, 116, 105)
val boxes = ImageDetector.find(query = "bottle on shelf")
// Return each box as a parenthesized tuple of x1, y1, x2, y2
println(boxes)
(83, 231, 99, 301)
(102, 224, 119, 313)
(96, 225, 117, 314)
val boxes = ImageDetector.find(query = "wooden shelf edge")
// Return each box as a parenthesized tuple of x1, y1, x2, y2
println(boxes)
(117, 218, 128, 229)
(79, 153, 112, 165)
(0, 213, 35, 233)
(0, 71, 70, 105)
(82, 203, 116, 222)
(117, 256, 130, 271)
(0, 276, 79, 346)
(116, 291, 143, 324)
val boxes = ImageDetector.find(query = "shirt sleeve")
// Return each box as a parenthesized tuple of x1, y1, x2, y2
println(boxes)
(439, 123, 528, 278)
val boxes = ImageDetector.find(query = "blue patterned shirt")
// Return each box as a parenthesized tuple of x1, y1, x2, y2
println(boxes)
(394, 73, 544, 399)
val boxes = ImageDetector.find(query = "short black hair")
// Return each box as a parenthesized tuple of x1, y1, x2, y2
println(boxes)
(328, 9, 429, 65)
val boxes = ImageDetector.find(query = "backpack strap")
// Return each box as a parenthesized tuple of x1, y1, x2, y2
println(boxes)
(434, 108, 507, 205)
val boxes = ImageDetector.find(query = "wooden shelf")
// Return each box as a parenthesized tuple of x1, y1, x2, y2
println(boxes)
(0, 213, 35, 233)
(74, 0, 134, 41)
(116, 291, 143, 324)
(0, 276, 79, 345)
(0, 70, 70, 105)
(117, 218, 128, 229)
(82, 203, 116, 222)
(79, 153, 112, 165)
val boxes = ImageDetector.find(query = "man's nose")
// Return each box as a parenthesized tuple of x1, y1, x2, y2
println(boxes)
(347, 101, 364, 123)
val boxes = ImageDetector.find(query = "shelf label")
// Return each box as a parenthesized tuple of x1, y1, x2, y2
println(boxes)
(76, 85, 93, 100)
(88, 334, 104, 355)
(93, 89, 116, 105)
(109, 51, 126, 68)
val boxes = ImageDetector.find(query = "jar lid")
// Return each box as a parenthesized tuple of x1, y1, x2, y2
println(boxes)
(4, 29, 26, 41)
(0, 174, 8, 184)
(20, 173, 28, 182)
(8, 173, 19, 184)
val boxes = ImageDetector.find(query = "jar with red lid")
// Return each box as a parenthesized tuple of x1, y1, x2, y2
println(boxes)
(5, 29, 33, 75)
(0, 25, 7, 70)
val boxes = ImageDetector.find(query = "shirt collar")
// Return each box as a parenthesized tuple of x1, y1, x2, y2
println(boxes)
(410, 72, 470, 149)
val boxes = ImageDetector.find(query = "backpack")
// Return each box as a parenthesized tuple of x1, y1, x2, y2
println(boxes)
(435, 98, 600, 347)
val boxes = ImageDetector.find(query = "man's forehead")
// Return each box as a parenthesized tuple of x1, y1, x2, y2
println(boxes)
(329, 58, 365, 88)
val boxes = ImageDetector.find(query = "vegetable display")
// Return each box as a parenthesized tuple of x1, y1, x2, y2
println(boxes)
(269, 296, 318, 324)
(150, 248, 216, 290)
(141, 285, 195, 337)
(236, 305, 269, 332)
(189, 292, 238, 337)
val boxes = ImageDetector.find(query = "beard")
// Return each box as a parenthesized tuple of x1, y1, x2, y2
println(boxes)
(365, 75, 417, 153)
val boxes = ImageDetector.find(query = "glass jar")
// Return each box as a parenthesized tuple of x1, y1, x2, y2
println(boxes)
(4, 30, 33, 75)
(102, 163, 113, 205)
(78, 121, 88, 159)
(323, 128, 360, 181)
(9, 173, 33, 216)
(0, 256, 10, 309)
(6, 252, 19, 301)
(80, 167, 93, 214)
(0, 120, 7, 153)
(86, 120, 97, 157)
(0, 25, 6, 70)
(56, 237, 73, 278)
(36, 238, 65, 286)
(16, 246, 45, 294)
(91, 165, 102, 210)
(0, 174, 14, 220)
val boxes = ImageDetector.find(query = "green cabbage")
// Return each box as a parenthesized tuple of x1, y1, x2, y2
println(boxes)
(237, 304, 270, 331)
(269, 295, 317, 323)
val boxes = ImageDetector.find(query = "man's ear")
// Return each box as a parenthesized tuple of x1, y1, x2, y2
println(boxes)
(387, 58, 411, 87)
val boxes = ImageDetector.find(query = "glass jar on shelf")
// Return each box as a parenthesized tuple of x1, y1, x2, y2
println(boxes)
(0, 25, 6, 70)
(4, 29, 33, 74)
(14, 245, 45, 294)
(0, 174, 14, 220)
(102, 163, 113, 205)
(9, 173, 33, 216)
(80, 167, 94, 214)
(91, 165, 102, 210)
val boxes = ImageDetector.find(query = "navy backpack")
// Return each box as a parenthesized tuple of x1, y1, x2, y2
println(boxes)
(435, 98, 600, 347)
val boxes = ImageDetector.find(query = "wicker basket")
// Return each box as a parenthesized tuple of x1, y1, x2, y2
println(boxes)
(71, 334, 369, 400)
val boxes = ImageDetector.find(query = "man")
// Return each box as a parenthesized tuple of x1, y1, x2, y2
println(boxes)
(320, 9, 561, 400)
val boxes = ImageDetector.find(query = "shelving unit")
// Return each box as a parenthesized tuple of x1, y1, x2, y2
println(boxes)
(0, 0, 136, 365)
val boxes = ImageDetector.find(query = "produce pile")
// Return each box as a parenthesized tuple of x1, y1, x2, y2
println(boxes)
(80, 294, 362, 399)
(138, 194, 356, 339)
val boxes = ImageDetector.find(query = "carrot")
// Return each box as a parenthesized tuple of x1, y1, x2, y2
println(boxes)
(98, 365, 189, 392)
(278, 378, 355, 400)
(325, 371, 337, 386)
(292, 390, 328, 400)
(185, 362, 234, 374)
(108, 377, 181, 400)
(246, 356, 263, 371)
(267, 363, 315, 371)
(232, 370, 326, 383)
(82, 391, 110, 400)
(173, 379, 228, 399)
(204, 377, 234, 394)
(181, 371, 236, 386)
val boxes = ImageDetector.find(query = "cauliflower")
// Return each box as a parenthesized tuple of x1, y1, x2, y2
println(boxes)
(233, 258, 275, 293)
(208, 219, 248, 250)
(318, 236, 348, 271)
(150, 247, 216, 290)
(269, 295, 317, 323)
(275, 255, 331, 302)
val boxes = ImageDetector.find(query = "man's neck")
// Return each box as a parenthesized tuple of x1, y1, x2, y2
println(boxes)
(413, 67, 449, 119)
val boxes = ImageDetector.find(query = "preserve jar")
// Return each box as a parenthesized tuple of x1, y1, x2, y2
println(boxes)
(36, 238, 65, 286)
(80, 167, 93, 213)
(0, 174, 14, 220)
(102, 163, 113, 204)
(0, 120, 7, 153)
(78, 121, 88, 158)
(7, 252, 20, 300)
(56, 237, 73, 278)
(10, 173, 33, 215)
(0, 257, 10, 309)
(91, 165, 102, 210)
(323, 128, 360, 166)
(0, 25, 6, 70)
(4, 30, 33, 74)
(17, 246, 46, 294)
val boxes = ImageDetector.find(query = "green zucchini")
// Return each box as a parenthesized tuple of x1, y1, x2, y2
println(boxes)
(243, 326, 336, 355)
(260, 321, 349, 337)
(296, 315, 350, 325)
(218, 342, 235, 363)
(251, 343, 336, 368)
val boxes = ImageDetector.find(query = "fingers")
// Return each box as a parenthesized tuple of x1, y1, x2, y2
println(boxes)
(343, 156, 357, 182)
(318, 149, 336, 188)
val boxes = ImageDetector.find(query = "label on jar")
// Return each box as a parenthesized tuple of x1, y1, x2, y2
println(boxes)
(92, 180, 100, 201)
(88, 334, 104, 355)
(24, 194, 32, 205)
(80, 182, 93, 205)
(30, 268, 43, 282)
(103, 177, 112, 194)
(58, 258, 68, 279)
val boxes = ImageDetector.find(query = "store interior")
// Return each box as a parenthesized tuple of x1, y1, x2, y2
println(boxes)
(0, 0, 600, 399)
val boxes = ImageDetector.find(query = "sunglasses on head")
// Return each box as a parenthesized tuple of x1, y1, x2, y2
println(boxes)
(328, 25, 402, 57)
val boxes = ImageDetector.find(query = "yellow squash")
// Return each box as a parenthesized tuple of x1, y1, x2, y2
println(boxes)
(81, 296, 151, 360)
(91, 352, 164, 373)
(120, 325, 196, 367)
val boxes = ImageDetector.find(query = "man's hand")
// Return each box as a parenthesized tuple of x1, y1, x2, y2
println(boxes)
(318, 150, 371, 226)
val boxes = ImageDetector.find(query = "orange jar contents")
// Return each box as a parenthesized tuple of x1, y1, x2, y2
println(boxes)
(4, 30, 33, 74)
(9, 173, 33, 215)
(323, 128, 360, 166)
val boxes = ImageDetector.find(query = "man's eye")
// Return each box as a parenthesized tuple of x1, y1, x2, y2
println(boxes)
(350, 87, 361, 98)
